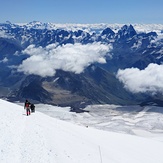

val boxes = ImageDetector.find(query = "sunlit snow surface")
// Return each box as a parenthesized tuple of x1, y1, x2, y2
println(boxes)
(36, 103, 163, 139)
(1, 99, 163, 163)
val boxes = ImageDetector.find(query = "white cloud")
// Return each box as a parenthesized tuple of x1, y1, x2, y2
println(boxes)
(17, 42, 111, 77)
(23, 23, 163, 35)
(0, 57, 8, 63)
(116, 63, 163, 94)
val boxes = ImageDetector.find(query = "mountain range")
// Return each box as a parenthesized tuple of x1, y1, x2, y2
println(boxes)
(0, 21, 163, 108)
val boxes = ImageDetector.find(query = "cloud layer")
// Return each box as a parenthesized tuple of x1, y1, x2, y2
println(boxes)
(17, 43, 111, 77)
(117, 63, 163, 94)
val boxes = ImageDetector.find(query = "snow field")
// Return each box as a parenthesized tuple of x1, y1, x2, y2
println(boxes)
(1, 99, 163, 163)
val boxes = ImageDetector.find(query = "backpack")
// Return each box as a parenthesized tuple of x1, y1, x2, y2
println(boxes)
(25, 102, 30, 107)
(30, 104, 35, 109)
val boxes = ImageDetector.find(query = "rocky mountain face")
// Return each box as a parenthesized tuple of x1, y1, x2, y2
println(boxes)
(0, 21, 163, 108)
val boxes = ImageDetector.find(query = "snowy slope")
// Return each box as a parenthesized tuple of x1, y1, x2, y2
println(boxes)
(1, 99, 163, 163)
(36, 104, 163, 138)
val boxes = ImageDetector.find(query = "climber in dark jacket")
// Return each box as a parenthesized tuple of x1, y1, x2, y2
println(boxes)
(24, 99, 31, 116)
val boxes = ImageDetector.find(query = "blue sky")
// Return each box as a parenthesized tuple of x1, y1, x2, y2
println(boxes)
(0, 0, 163, 24)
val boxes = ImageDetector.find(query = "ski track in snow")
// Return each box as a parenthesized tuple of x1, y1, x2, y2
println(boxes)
(20, 113, 51, 163)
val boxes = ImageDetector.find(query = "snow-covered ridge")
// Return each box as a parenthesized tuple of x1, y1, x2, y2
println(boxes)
(1, 21, 163, 105)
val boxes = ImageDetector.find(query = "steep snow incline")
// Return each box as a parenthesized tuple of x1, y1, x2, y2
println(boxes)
(1, 99, 163, 163)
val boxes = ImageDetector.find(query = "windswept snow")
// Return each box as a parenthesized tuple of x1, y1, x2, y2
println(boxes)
(1, 99, 163, 163)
